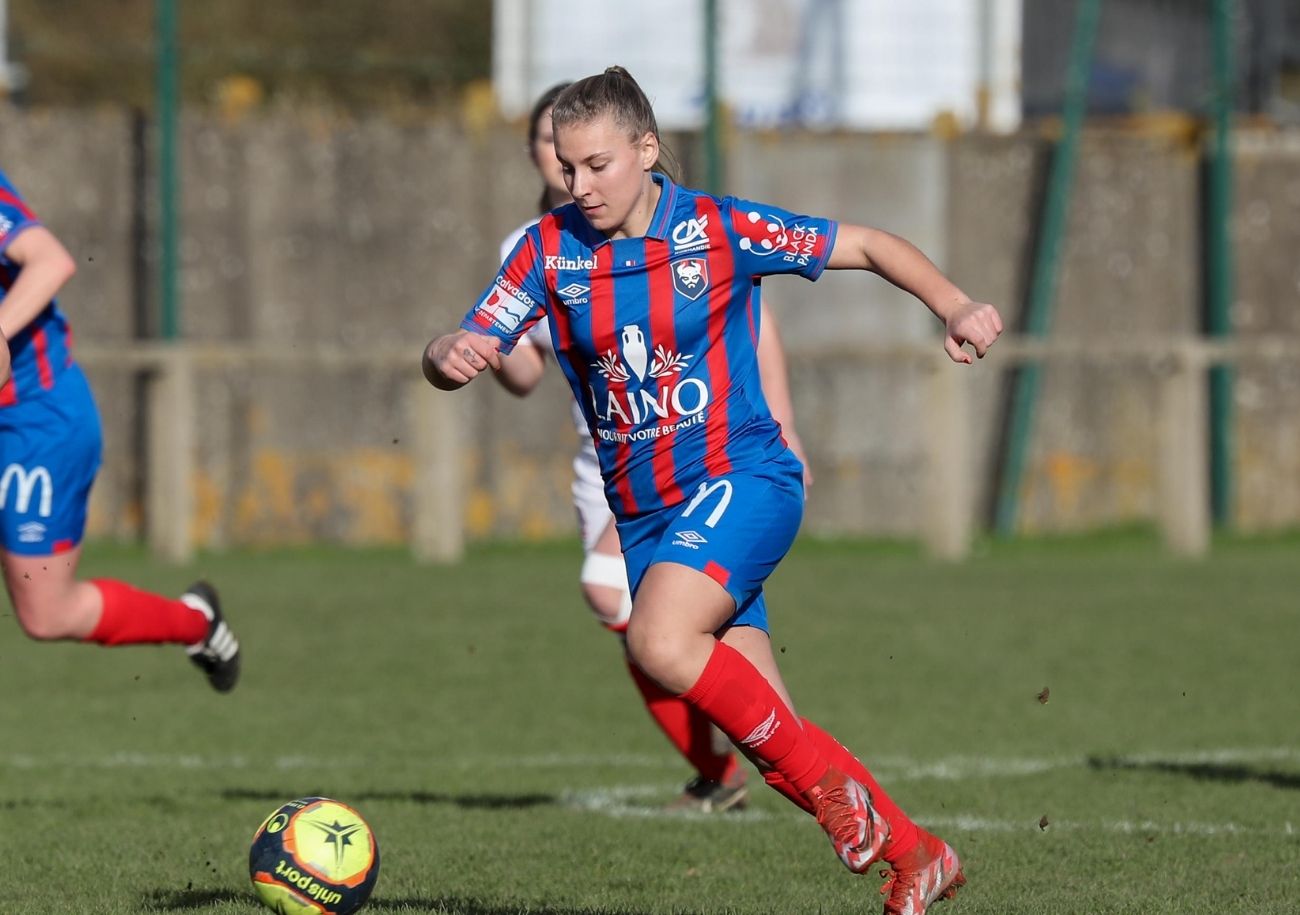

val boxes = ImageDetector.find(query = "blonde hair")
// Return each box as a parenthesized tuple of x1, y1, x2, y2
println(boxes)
(552, 66, 680, 182)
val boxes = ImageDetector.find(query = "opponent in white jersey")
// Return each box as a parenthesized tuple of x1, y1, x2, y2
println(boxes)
(489, 84, 810, 813)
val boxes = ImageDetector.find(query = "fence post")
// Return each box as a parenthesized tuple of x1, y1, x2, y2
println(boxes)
(924, 354, 973, 560)
(146, 348, 195, 563)
(408, 379, 465, 563)
(1156, 347, 1211, 556)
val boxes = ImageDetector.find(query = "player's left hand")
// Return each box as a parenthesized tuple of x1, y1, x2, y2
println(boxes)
(944, 301, 1003, 364)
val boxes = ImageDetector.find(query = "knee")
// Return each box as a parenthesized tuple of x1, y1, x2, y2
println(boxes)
(580, 552, 632, 632)
(14, 602, 75, 641)
(623, 616, 691, 688)
(580, 582, 631, 631)
(8, 583, 88, 641)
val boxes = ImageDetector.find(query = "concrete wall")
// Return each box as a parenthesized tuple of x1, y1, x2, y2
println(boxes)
(2, 105, 1298, 545)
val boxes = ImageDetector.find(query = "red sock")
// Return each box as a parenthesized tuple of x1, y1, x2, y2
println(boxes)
(800, 718, 919, 860)
(85, 579, 209, 646)
(627, 658, 735, 782)
(679, 642, 827, 794)
(762, 767, 815, 814)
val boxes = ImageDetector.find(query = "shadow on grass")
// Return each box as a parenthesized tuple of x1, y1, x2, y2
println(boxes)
(141, 889, 667, 914)
(220, 787, 558, 810)
(368, 898, 669, 914)
(1087, 756, 1300, 790)
(139, 888, 248, 910)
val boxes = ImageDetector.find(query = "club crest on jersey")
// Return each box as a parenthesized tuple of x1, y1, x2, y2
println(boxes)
(671, 258, 709, 301)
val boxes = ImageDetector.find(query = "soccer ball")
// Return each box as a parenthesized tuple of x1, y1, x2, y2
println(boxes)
(248, 797, 380, 915)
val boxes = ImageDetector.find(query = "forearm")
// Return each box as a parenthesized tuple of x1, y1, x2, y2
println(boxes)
(490, 345, 546, 397)
(828, 225, 970, 323)
(756, 306, 797, 435)
(0, 245, 76, 340)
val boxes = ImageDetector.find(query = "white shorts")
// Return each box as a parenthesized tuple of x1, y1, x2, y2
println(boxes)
(572, 449, 615, 553)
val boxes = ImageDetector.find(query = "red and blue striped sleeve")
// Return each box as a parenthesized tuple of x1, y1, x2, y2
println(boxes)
(460, 226, 550, 355)
(0, 173, 42, 256)
(722, 197, 837, 283)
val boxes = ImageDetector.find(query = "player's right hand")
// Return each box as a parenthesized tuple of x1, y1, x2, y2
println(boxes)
(0, 340, 10, 388)
(422, 330, 501, 390)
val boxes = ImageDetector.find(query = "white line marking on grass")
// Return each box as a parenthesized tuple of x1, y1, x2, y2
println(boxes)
(0, 751, 683, 772)
(922, 815, 1297, 837)
(869, 746, 1300, 782)
(557, 790, 1297, 837)
(0, 752, 367, 771)
(560, 784, 775, 821)
(6, 745, 1297, 781)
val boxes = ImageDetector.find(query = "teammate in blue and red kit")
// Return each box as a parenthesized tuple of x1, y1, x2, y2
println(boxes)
(491, 82, 814, 813)
(424, 68, 1001, 914)
(0, 168, 240, 691)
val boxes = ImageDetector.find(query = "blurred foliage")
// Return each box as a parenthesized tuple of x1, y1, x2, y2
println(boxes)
(7, 0, 491, 112)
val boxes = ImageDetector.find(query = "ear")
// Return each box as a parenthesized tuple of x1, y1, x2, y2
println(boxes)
(638, 132, 660, 172)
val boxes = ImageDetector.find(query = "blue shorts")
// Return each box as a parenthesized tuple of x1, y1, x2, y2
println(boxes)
(617, 457, 804, 634)
(0, 364, 103, 556)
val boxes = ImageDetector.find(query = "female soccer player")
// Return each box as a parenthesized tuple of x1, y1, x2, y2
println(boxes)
(492, 83, 813, 813)
(423, 68, 1001, 913)
(0, 168, 240, 691)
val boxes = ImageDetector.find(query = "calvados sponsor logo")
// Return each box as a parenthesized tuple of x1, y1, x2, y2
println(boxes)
(671, 214, 710, 252)
(273, 859, 344, 907)
(0, 215, 13, 237)
(589, 325, 708, 442)
(545, 253, 598, 271)
(474, 280, 533, 333)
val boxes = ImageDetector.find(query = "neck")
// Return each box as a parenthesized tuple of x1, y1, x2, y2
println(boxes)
(610, 175, 661, 240)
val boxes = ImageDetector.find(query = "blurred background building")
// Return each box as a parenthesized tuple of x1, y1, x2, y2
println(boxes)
(1, 0, 1298, 557)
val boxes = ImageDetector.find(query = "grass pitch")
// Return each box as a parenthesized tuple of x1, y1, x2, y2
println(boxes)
(1, 533, 1298, 914)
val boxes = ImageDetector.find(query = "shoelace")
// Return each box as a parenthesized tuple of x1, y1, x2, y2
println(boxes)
(812, 786, 861, 845)
(879, 867, 902, 899)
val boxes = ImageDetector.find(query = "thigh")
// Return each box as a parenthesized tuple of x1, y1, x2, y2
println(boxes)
(572, 462, 615, 553)
(0, 370, 103, 557)
(649, 471, 803, 628)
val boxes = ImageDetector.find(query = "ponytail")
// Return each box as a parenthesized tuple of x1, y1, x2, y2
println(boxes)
(553, 66, 679, 183)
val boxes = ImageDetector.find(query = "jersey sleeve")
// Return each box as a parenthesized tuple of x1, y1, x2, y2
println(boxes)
(722, 196, 838, 282)
(0, 178, 41, 257)
(461, 228, 549, 355)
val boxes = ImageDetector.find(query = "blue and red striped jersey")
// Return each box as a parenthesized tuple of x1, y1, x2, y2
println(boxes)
(462, 174, 836, 518)
(0, 170, 75, 408)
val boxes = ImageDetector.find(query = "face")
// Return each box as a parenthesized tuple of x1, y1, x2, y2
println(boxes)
(553, 114, 658, 237)
(529, 106, 569, 204)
